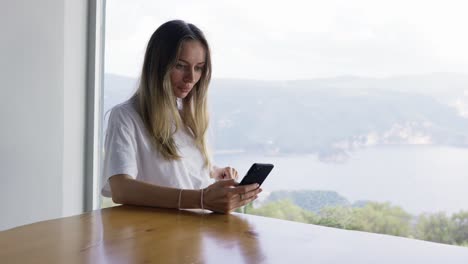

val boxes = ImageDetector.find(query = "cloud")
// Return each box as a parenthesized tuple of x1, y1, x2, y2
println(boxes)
(104, 0, 468, 80)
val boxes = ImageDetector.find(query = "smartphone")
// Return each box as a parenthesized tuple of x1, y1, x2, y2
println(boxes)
(238, 163, 274, 186)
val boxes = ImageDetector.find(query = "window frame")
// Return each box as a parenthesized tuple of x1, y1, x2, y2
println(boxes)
(85, 0, 106, 211)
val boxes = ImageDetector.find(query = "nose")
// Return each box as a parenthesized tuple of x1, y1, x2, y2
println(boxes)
(183, 68, 194, 83)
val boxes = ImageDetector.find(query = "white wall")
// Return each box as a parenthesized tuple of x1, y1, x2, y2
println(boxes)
(63, 0, 88, 217)
(0, 0, 88, 230)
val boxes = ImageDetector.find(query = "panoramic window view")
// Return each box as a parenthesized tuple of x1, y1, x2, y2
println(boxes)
(102, 0, 468, 247)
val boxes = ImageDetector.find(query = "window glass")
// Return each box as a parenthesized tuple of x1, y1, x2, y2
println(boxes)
(102, 0, 468, 247)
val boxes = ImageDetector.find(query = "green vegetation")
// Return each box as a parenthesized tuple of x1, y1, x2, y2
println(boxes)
(245, 199, 317, 224)
(347, 202, 412, 237)
(267, 190, 349, 213)
(244, 190, 468, 248)
(415, 212, 456, 244)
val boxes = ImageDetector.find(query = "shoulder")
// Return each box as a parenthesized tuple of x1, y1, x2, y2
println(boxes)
(107, 98, 140, 129)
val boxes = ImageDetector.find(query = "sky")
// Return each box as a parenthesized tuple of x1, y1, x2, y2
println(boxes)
(104, 0, 468, 80)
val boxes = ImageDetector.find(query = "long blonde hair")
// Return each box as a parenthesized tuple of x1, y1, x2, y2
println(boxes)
(134, 20, 212, 167)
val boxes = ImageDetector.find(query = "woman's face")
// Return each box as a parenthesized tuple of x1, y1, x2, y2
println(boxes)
(170, 40, 206, 99)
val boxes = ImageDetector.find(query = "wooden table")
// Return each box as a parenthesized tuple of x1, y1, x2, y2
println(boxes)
(1, 205, 468, 264)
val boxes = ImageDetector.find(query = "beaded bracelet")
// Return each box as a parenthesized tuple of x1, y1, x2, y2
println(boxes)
(178, 189, 183, 210)
(200, 188, 204, 211)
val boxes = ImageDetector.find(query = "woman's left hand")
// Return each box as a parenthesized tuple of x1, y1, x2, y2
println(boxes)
(212, 166, 239, 181)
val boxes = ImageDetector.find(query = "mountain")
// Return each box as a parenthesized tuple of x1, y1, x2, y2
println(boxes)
(104, 73, 468, 161)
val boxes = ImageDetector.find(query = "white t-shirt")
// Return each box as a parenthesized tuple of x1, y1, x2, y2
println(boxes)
(101, 97, 213, 197)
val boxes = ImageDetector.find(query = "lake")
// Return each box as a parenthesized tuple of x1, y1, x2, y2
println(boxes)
(214, 145, 468, 215)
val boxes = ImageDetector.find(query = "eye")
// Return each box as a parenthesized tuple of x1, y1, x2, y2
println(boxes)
(175, 63, 186, 70)
(195, 66, 204, 72)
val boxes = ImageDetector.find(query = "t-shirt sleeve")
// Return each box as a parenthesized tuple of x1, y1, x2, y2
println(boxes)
(101, 106, 138, 197)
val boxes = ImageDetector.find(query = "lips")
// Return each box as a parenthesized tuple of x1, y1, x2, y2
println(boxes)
(178, 86, 192, 93)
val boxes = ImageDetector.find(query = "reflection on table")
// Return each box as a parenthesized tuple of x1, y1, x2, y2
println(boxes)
(1, 205, 468, 264)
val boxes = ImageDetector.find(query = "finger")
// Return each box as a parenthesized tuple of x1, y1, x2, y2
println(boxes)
(218, 167, 226, 179)
(223, 167, 233, 178)
(232, 193, 259, 209)
(229, 188, 261, 207)
(238, 188, 262, 201)
(223, 167, 230, 179)
(224, 167, 231, 179)
(230, 183, 259, 194)
(241, 195, 258, 207)
(216, 178, 237, 187)
(229, 193, 244, 207)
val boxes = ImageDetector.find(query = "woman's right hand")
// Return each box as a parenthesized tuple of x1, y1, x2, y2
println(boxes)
(203, 179, 262, 214)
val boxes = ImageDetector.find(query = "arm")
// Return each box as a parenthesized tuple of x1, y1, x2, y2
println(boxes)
(109, 174, 202, 209)
(109, 174, 261, 213)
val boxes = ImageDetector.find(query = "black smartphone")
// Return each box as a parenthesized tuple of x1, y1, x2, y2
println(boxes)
(238, 163, 274, 186)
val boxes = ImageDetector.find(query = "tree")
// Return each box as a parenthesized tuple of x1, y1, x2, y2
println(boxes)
(451, 210, 468, 246)
(246, 199, 318, 224)
(316, 206, 353, 229)
(415, 212, 456, 244)
(348, 202, 412, 237)
(267, 190, 349, 213)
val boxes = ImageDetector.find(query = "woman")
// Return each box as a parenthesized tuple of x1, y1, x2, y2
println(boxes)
(101, 20, 261, 213)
